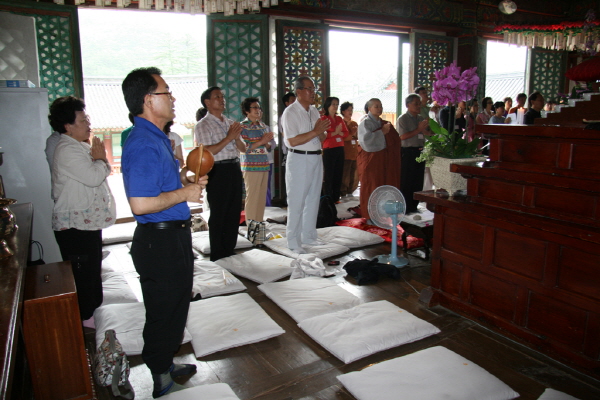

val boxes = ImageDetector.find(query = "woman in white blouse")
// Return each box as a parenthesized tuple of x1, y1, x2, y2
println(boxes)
(48, 96, 116, 322)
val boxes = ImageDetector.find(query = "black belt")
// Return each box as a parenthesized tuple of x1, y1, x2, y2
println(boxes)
(214, 157, 239, 164)
(289, 149, 322, 155)
(402, 147, 423, 151)
(140, 220, 191, 229)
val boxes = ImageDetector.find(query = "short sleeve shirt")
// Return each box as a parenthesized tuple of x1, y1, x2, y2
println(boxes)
(397, 112, 425, 148)
(122, 117, 190, 223)
(281, 101, 322, 151)
(194, 112, 238, 161)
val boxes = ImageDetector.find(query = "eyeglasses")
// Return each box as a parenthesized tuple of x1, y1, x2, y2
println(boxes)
(249, 106, 262, 110)
(299, 87, 316, 92)
(149, 91, 174, 100)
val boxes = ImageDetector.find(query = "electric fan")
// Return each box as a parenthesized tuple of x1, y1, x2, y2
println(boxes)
(368, 185, 409, 268)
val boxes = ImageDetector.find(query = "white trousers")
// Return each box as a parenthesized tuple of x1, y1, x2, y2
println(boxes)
(285, 151, 323, 250)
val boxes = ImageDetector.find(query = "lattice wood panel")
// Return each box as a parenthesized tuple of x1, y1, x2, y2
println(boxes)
(529, 49, 566, 102)
(277, 22, 328, 109)
(35, 15, 77, 101)
(413, 33, 454, 92)
(208, 15, 268, 123)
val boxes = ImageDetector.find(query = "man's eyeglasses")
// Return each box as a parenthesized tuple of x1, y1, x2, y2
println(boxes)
(149, 91, 174, 100)
(299, 87, 316, 92)
(249, 106, 262, 110)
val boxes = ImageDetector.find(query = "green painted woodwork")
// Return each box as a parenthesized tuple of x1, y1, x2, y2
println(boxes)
(476, 37, 487, 102)
(207, 14, 269, 124)
(413, 32, 454, 92)
(0, 1, 83, 102)
(529, 48, 566, 103)
(276, 20, 329, 109)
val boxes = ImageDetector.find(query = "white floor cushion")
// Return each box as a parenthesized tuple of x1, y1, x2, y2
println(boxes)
(186, 293, 285, 358)
(100, 272, 139, 305)
(264, 206, 288, 223)
(317, 226, 384, 248)
(193, 259, 246, 298)
(258, 277, 362, 323)
(537, 388, 581, 400)
(191, 231, 252, 254)
(337, 346, 520, 400)
(298, 300, 440, 364)
(215, 249, 294, 283)
(101, 244, 137, 275)
(102, 222, 136, 244)
(263, 237, 349, 260)
(336, 196, 359, 220)
(94, 302, 192, 356)
(160, 383, 240, 400)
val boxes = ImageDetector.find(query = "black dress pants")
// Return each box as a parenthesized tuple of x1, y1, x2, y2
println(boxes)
(400, 147, 425, 213)
(130, 224, 194, 374)
(322, 146, 344, 202)
(54, 228, 103, 320)
(206, 162, 243, 261)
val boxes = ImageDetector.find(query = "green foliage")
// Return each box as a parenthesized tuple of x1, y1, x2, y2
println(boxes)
(416, 119, 481, 166)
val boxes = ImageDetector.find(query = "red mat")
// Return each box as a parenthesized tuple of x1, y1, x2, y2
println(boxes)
(335, 218, 425, 249)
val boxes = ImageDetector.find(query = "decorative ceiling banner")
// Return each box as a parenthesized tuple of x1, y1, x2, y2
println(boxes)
(495, 10, 600, 54)
(412, 32, 454, 93)
(276, 20, 329, 109)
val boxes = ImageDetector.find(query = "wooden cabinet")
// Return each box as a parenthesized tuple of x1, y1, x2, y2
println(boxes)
(416, 124, 600, 379)
(0, 203, 32, 399)
(22, 262, 94, 400)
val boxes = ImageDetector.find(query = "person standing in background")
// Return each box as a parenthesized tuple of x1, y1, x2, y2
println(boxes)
(194, 86, 245, 261)
(397, 94, 430, 214)
(340, 101, 358, 198)
(281, 76, 330, 254)
(239, 97, 274, 226)
(320, 96, 348, 204)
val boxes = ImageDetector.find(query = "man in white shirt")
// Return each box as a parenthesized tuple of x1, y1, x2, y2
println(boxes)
(194, 86, 245, 261)
(281, 77, 330, 253)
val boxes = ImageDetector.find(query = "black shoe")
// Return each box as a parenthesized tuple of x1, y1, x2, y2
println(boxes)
(170, 363, 197, 378)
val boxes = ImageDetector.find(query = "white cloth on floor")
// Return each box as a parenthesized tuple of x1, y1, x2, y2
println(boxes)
(290, 258, 326, 279)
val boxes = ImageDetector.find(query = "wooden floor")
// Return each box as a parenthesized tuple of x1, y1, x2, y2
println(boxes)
(86, 242, 600, 400)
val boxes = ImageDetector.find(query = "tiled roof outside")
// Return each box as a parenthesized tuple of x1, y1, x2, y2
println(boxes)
(485, 71, 525, 104)
(84, 75, 208, 131)
(345, 87, 398, 114)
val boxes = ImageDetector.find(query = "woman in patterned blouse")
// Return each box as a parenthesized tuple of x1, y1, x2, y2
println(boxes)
(239, 97, 274, 226)
(48, 96, 116, 321)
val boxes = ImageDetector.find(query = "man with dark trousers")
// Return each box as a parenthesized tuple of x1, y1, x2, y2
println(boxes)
(397, 93, 431, 214)
(121, 67, 207, 397)
(194, 86, 245, 261)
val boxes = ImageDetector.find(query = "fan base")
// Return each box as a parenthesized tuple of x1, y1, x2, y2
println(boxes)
(377, 254, 409, 268)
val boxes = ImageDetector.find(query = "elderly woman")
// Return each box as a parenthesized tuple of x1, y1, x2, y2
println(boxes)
(357, 98, 401, 221)
(239, 97, 274, 228)
(476, 97, 493, 125)
(48, 96, 116, 321)
(320, 96, 348, 204)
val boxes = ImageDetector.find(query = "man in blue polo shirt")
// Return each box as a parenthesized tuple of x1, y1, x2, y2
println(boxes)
(121, 67, 207, 398)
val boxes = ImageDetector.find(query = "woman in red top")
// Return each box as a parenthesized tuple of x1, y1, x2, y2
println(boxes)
(320, 97, 349, 203)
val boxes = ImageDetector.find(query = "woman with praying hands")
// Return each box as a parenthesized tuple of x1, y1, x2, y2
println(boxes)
(48, 96, 116, 322)
(239, 97, 274, 229)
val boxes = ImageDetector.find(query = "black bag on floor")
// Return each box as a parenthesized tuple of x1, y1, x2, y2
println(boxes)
(316, 195, 338, 228)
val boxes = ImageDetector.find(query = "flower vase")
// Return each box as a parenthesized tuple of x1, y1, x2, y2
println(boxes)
(430, 157, 487, 195)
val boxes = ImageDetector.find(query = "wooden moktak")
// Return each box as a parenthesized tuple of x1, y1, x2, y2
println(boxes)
(186, 144, 214, 183)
